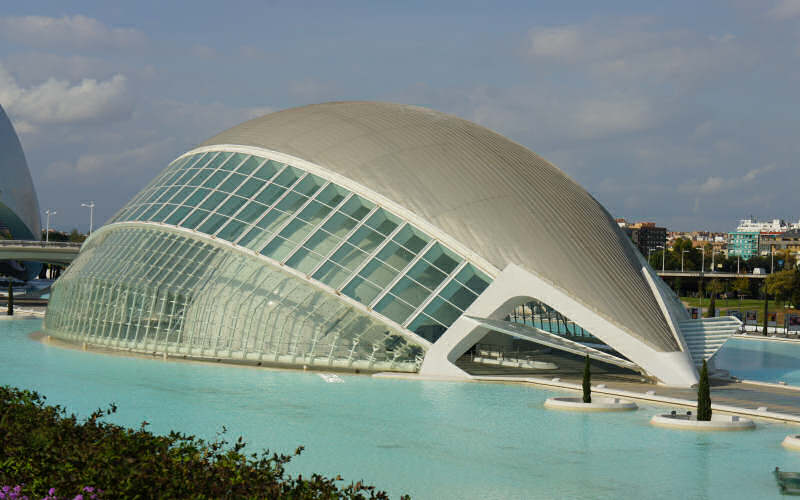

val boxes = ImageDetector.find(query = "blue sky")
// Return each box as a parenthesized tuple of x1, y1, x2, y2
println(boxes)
(1, 1, 798, 232)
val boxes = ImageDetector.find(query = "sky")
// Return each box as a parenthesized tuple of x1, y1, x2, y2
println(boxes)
(0, 0, 798, 233)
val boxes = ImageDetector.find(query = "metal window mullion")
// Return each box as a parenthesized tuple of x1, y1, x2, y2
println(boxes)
(211, 157, 270, 235)
(369, 238, 438, 309)
(281, 191, 353, 265)
(338, 221, 408, 293)
(254, 180, 331, 254)
(157, 152, 223, 223)
(177, 165, 241, 229)
(189, 154, 252, 231)
(307, 204, 380, 277)
(121, 153, 204, 217)
(232, 170, 307, 246)
(403, 259, 469, 328)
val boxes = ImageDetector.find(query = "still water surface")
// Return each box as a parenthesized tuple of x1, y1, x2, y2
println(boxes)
(2, 319, 799, 499)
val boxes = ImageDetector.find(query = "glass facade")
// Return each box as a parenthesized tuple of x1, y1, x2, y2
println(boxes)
(45, 226, 424, 372)
(46, 147, 495, 371)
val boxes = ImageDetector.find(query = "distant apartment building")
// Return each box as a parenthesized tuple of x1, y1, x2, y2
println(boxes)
(617, 219, 667, 257)
(727, 218, 800, 260)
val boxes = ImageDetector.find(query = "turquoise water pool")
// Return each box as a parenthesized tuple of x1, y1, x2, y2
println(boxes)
(713, 337, 800, 386)
(2, 319, 799, 499)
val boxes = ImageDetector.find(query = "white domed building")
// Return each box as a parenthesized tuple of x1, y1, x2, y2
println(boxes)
(43, 102, 737, 386)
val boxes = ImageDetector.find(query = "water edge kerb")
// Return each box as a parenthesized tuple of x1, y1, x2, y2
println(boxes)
(544, 396, 638, 412)
(650, 413, 755, 431)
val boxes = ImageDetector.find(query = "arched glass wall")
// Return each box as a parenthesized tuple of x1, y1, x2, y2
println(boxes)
(75, 148, 490, 351)
(45, 226, 424, 371)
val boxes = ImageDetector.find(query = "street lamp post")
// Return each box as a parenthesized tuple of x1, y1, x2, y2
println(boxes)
(711, 249, 718, 273)
(81, 201, 95, 235)
(44, 209, 57, 243)
(682, 249, 689, 272)
(660, 245, 666, 273)
(701, 246, 705, 273)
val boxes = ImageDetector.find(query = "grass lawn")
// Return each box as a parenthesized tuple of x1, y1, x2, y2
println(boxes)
(680, 296, 776, 311)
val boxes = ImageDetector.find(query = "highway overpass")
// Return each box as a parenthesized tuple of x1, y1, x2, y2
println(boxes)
(656, 270, 767, 279)
(0, 240, 81, 265)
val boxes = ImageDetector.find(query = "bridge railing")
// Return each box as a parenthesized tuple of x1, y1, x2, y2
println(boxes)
(0, 240, 82, 248)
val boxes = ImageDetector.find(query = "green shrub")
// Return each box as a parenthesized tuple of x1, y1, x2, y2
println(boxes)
(0, 386, 406, 499)
(696, 360, 712, 421)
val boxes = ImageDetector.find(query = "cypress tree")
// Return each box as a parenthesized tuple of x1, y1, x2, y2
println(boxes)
(7, 281, 13, 316)
(697, 359, 711, 421)
(582, 355, 591, 404)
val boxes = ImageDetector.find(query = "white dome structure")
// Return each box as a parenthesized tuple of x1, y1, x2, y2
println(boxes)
(44, 102, 721, 386)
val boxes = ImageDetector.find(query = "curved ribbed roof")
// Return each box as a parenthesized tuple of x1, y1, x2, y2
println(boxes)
(202, 101, 678, 352)
(0, 104, 40, 240)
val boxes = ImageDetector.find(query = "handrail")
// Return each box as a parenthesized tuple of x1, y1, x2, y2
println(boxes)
(0, 240, 82, 248)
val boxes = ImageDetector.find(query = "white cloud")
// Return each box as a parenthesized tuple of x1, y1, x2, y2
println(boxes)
(46, 138, 176, 181)
(528, 27, 582, 58)
(527, 22, 749, 89)
(0, 64, 132, 131)
(0, 15, 146, 49)
(768, 0, 800, 20)
(679, 165, 779, 194)
(573, 99, 655, 138)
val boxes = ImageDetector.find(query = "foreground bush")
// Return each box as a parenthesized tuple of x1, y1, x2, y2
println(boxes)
(0, 386, 406, 499)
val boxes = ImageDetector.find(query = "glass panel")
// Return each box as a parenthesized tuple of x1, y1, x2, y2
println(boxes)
(220, 153, 247, 170)
(236, 202, 268, 224)
(179, 209, 210, 229)
(234, 178, 262, 198)
(455, 265, 491, 295)
(199, 191, 227, 211)
(187, 169, 212, 186)
(422, 243, 461, 275)
(355, 260, 397, 290)
(216, 196, 246, 217)
(198, 214, 228, 235)
(365, 209, 401, 236)
(184, 188, 211, 207)
(273, 191, 308, 215)
(437, 280, 478, 311)
(314, 184, 348, 207)
(219, 173, 246, 193)
(201, 170, 229, 189)
(285, 247, 324, 275)
(139, 204, 162, 221)
(275, 217, 313, 245)
(205, 151, 232, 170)
(375, 241, 415, 274)
(347, 225, 386, 254)
(260, 236, 299, 262)
(234, 155, 262, 175)
(408, 313, 447, 343)
(387, 276, 431, 308)
(423, 296, 462, 327)
(253, 160, 282, 181)
(150, 204, 178, 222)
(165, 206, 192, 225)
(273, 166, 303, 187)
(392, 225, 429, 254)
(339, 195, 374, 220)
(254, 184, 286, 206)
(374, 294, 416, 324)
(217, 220, 248, 243)
(405, 260, 447, 291)
(312, 260, 353, 288)
(295, 200, 333, 225)
(293, 174, 325, 196)
(341, 276, 382, 305)
(169, 186, 197, 206)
